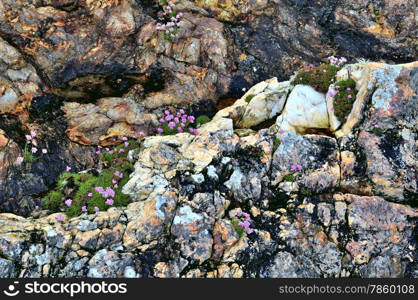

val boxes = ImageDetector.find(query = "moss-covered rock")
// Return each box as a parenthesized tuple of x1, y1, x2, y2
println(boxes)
(43, 140, 136, 217)
(291, 64, 341, 94)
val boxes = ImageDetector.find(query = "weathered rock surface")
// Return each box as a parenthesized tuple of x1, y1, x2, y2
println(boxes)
(0, 0, 416, 105)
(0, 37, 43, 114)
(63, 97, 156, 145)
(0, 0, 417, 278)
(276, 85, 329, 134)
(0, 95, 97, 216)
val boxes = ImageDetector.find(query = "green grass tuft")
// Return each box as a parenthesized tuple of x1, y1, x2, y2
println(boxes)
(231, 219, 245, 238)
(282, 173, 295, 182)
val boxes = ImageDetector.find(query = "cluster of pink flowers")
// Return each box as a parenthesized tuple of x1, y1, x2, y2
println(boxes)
(155, 0, 184, 40)
(96, 186, 115, 198)
(16, 130, 48, 163)
(327, 56, 347, 67)
(326, 85, 339, 98)
(290, 164, 303, 171)
(157, 108, 199, 135)
(233, 209, 254, 234)
(327, 85, 353, 99)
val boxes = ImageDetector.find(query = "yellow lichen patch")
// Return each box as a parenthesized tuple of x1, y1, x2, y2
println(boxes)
(239, 53, 247, 61)
(363, 24, 395, 38)
(86, 0, 122, 10)
(194, 0, 248, 21)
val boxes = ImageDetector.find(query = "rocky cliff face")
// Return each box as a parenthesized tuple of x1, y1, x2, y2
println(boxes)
(0, 0, 417, 278)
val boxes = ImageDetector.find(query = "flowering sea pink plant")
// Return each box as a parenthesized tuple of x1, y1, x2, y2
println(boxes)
(157, 108, 200, 136)
(114, 171, 123, 178)
(18, 130, 48, 164)
(105, 199, 114, 205)
(232, 209, 255, 235)
(327, 56, 347, 67)
(155, 0, 184, 41)
(290, 164, 303, 171)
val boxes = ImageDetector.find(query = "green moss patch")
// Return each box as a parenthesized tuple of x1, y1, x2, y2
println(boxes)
(245, 94, 255, 103)
(333, 78, 357, 122)
(273, 138, 281, 152)
(291, 64, 341, 93)
(282, 173, 295, 182)
(196, 115, 211, 127)
(43, 140, 136, 217)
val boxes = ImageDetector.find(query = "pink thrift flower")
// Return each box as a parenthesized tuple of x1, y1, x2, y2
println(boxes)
(31, 147, 37, 153)
(31, 140, 37, 146)
(95, 187, 104, 194)
(87, 192, 93, 197)
(82, 206, 88, 212)
(238, 220, 250, 228)
(187, 116, 195, 123)
(157, 128, 164, 133)
(164, 110, 170, 115)
(104, 187, 115, 198)
(42, 148, 47, 154)
(119, 148, 125, 153)
(105, 199, 114, 205)
(245, 227, 254, 234)
(139, 131, 145, 136)
(112, 179, 117, 185)
(242, 212, 250, 220)
(56, 215, 63, 222)
(16, 156, 24, 164)
(347, 95, 352, 99)
(114, 171, 123, 178)
(296, 164, 303, 171)
(64, 199, 72, 207)
(30, 130, 36, 138)
(95, 150, 101, 155)
(122, 136, 128, 141)
(124, 142, 129, 147)
(94, 206, 100, 212)
(177, 127, 184, 133)
(25, 134, 32, 141)
(66, 166, 71, 172)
